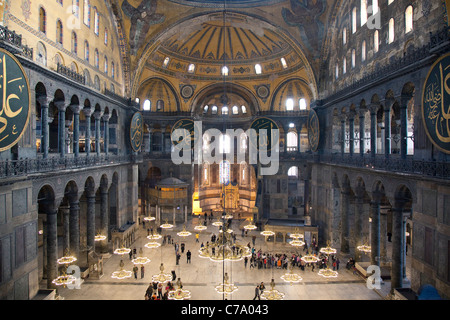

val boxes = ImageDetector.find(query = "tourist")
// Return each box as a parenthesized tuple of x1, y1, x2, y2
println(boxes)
(196, 233, 199, 243)
(186, 250, 191, 263)
(133, 265, 138, 279)
(253, 285, 260, 300)
(141, 265, 145, 279)
(157, 282, 163, 299)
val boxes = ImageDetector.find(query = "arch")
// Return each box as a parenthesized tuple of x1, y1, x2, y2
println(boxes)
(136, 77, 180, 113)
(271, 78, 313, 112)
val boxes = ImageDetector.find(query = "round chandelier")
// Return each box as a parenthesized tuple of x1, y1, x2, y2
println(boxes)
(113, 246, 131, 255)
(152, 263, 172, 284)
(289, 228, 304, 239)
(301, 250, 320, 264)
(199, 224, 251, 262)
(160, 219, 174, 229)
(143, 215, 156, 222)
(318, 268, 339, 278)
(168, 278, 191, 300)
(94, 232, 107, 242)
(222, 213, 233, 220)
(177, 225, 192, 237)
(281, 265, 302, 284)
(212, 217, 223, 227)
(131, 248, 151, 265)
(215, 273, 238, 295)
(260, 226, 275, 237)
(357, 244, 371, 253)
(52, 271, 76, 287)
(147, 233, 162, 240)
(57, 249, 77, 265)
(111, 260, 133, 280)
(144, 241, 161, 249)
(320, 241, 337, 255)
(243, 218, 257, 230)
(290, 239, 305, 247)
(194, 221, 207, 231)
(261, 279, 285, 300)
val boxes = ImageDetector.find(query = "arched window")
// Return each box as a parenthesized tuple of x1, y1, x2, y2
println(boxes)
(287, 131, 298, 152)
(239, 132, 247, 153)
(143, 100, 151, 111)
(71, 32, 78, 54)
(288, 166, 298, 178)
(372, 0, 379, 15)
(222, 106, 229, 115)
(222, 66, 229, 76)
(405, 5, 413, 33)
(219, 160, 230, 185)
(72, 0, 80, 17)
(93, 7, 99, 35)
(388, 18, 395, 43)
(255, 64, 262, 74)
(342, 28, 347, 45)
(104, 56, 108, 74)
(286, 98, 294, 111)
(84, 41, 89, 61)
(374, 30, 379, 52)
(188, 63, 195, 73)
(220, 134, 231, 154)
(94, 49, 99, 68)
(299, 98, 307, 111)
(203, 162, 209, 184)
(203, 105, 209, 113)
(241, 105, 247, 114)
(361, 0, 368, 26)
(212, 106, 218, 114)
(163, 57, 170, 67)
(343, 57, 347, 74)
(56, 20, 63, 45)
(352, 7, 357, 33)
(232, 105, 239, 115)
(83, 0, 90, 27)
(111, 62, 115, 79)
(39, 7, 46, 34)
(335, 63, 339, 79)
(104, 28, 108, 45)
(280, 57, 288, 69)
(351, 49, 356, 68)
(362, 40, 366, 62)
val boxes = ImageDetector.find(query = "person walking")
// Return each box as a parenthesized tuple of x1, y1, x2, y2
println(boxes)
(141, 265, 145, 279)
(186, 250, 191, 263)
(195, 233, 199, 243)
(253, 285, 260, 300)
(176, 252, 181, 265)
(244, 256, 248, 268)
(133, 265, 138, 279)
(259, 282, 265, 294)
(157, 282, 163, 299)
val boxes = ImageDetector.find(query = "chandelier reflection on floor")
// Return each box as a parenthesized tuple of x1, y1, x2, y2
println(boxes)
(260, 279, 285, 300)
(168, 278, 191, 300)
(152, 263, 173, 284)
(215, 272, 238, 296)
(111, 259, 133, 280)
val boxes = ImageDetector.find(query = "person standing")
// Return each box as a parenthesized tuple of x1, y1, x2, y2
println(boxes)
(157, 282, 163, 299)
(196, 233, 199, 243)
(133, 265, 138, 279)
(141, 265, 145, 279)
(259, 282, 265, 294)
(186, 250, 191, 263)
(176, 252, 181, 265)
(244, 256, 248, 268)
(253, 285, 260, 300)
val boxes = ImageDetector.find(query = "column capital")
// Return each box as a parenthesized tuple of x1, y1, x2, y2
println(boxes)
(383, 98, 395, 110)
(102, 113, 111, 122)
(70, 104, 83, 114)
(36, 95, 50, 107)
(368, 103, 380, 114)
(83, 108, 93, 118)
(53, 100, 67, 111)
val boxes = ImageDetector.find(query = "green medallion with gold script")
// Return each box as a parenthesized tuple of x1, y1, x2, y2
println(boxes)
(0, 48, 31, 152)
(130, 112, 143, 152)
(422, 53, 450, 154)
(308, 109, 320, 152)
(250, 117, 279, 151)
(171, 119, 200, 149)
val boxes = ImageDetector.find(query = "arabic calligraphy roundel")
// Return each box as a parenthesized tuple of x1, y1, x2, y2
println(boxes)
(130, 112, 143, 152)
(0, 48, 31, 152)
(422, 53, 450, 154)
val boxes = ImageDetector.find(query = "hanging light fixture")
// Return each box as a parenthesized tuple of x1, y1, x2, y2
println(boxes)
(52, 270, 77, 287)
(194, 220, 207, 231)
(160, 219, 174, 229)
(289, 238, 305, 247)
(152, 263, 172, 284)
(57, 248, 77, 265)
(143, 215, 156, 222)
(212, 217, 223, 227)
(177, 225, 192, 237)
(144, 240, 161, 249)
(147, 233, 162, 240)
(289, 228, 304, 239)
(260, 279, 285, 300)
(168, 278, 191, 300)
(243, 218, 257, 230)
(320, 240, 337, 255)
(111, 260, 133, 280)
(131, 248, 151, 265)
(357, 244, 371, 254)
(260, 226, 275, 237)
(301, 249, 320, 264)
(94, 231, 107, 242)
(113, 244, 131, 255)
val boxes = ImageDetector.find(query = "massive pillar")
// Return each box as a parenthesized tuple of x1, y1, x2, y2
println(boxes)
(370, 192, 382, 267)
(69, 194, 80, 260)
(86, 193, 96, 249)
(100, 186, 109, 253)
(391, 204, 406, 293)
(340, 187, 351, 254)
(102, 113, 111, 156)
(348, 112, 355, 156)
(60, 205, 70, 253)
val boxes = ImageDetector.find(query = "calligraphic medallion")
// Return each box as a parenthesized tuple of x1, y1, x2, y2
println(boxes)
(422, 53, 450, 154)
(250, 117, 279, 151)
(0, 48, 31, 152)
(171, 119, 200, 150)
(308, 109, 320, 152)
(130, 112, 143, 152)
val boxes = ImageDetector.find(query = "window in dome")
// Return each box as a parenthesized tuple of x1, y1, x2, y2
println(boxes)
(351, 49, 356, 68)
(212, 106, 218, 114)
(343, 57, 347, 74)
(361, 0, 368, 26)
(222, 66, 229, 76)
(362, 41, 366, 62)
(241, 105, 247, 114)
(286, 98, 294, 111)
(104, 28, 108, 46)
(56, 20, 63, 45)
(94, 49, 99, 68)
(188, 63, 195, 73)
(135, 98, 140, 104)
(39, 7, 47, 34)
(299, 98, 307, 111)
(163, 57, 170, 67)
(405, 5, 413, 34)
(289, 123, 295, 128)
(72, 0, 80, 17)
(94, 7, 99, 35)
(352, 7, 357, 33)
(222, 106, 229, 115)
(83, 0, 90, 27)
(287, 131, 298, 152)
(220, 134, 231, 154)
(255, 64, 262, 74)
(280, 57, 288, 69)
(288, 166, 298, 177)
(374, 30, 379, 52)
(335, 63, 339, 79)
(104, 56, 108, 74)
(84, 41, 89, 61)
(372, 0, 379, 15)
(111, 62, 115, 79)
(203, 105, 209, 113)
(143, 100, 151, 111)
(232, 106, 239, 115)
(72, 31, 77, 54)
(343, 28, 347, 45)
(388, 18, 395, 43)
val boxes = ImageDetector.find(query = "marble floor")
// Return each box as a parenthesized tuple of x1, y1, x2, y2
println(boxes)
(52, 217, 396, 301)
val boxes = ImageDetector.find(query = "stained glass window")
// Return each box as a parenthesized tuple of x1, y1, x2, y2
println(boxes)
(219, 161, 230, 185)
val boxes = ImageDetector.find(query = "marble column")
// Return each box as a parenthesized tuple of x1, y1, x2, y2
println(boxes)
(400, 97, 409, 160)
(69, 196, 80, 260)
(100, 188, 109, 253)
(384, 103, 392, 158)
(340, 116, 346, 155)
(185, 205, 188, 224)
(340, 188, 350, 254)
(173, 207, 176, 225)
(54, 101, 66, 157)
(102, 113, 111, 156)
(348, 113, 355, 156)
(83, 108, 93, 156)
(70, 104, 83, 157)
(37, 96, 50, 158)
(380, 206, 389, 264)
(61, 205, 70, 253)
(370, 104, 378, 158)
(370, 199, 381, 267)
(94, 111, 103, 156)
(86, 194, 96, 249)
(45, 201, 58, 289)
(354, 193, 365, 262)
(391, 205, 405, 292)
(359, 110, 365, 157)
